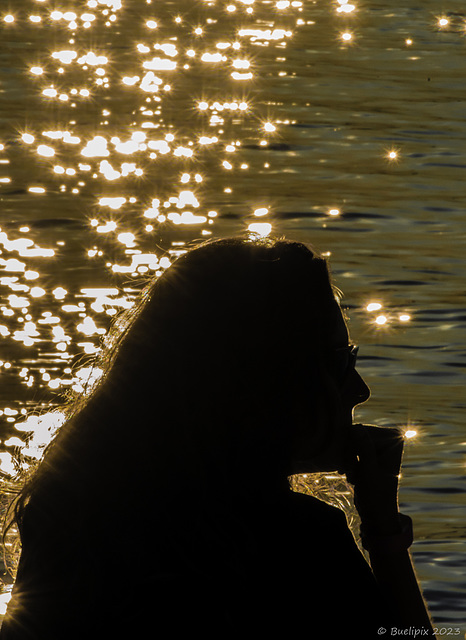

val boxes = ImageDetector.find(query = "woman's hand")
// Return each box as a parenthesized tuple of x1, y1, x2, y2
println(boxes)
(345, 424, 405, 535)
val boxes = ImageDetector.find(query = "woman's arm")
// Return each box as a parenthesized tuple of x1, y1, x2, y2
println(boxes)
(368, 545, 433, 630)
(347, 424, 434, 634)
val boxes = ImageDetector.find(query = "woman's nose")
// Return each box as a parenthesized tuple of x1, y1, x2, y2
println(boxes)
(345, 370, 371, 407)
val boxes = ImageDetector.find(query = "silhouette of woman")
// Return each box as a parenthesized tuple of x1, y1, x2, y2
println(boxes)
(0, 236, 434, 638)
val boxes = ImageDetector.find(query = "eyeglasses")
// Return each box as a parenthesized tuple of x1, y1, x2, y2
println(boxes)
(332, 344, 359, 385)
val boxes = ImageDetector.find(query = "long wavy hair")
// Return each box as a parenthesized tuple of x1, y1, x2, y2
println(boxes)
(8, 235, 343, 557)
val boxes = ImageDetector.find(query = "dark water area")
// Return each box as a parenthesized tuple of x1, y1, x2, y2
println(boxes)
(0, 0, 465, 627)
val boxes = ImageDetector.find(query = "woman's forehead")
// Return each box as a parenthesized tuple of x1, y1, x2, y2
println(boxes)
(328, 303, 350, 348)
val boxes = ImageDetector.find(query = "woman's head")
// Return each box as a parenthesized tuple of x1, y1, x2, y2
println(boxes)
(96, 236, 345, 471)
(13, 235, 367, 526)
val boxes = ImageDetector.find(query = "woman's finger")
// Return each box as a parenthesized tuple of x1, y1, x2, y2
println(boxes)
(351, 424, 404, 476)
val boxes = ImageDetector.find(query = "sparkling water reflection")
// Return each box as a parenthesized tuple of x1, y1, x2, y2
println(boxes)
(1, 0, 465, 626)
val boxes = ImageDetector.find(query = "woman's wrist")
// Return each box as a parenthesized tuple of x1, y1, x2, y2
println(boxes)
(358, 502, 401, 533)
(360, 513, 402, 536)
(360, 513, 413, 554)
